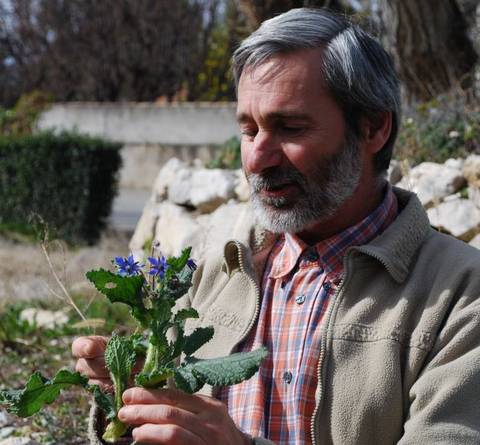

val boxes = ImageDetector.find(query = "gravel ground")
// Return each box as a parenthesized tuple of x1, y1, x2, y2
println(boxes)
(0, 229, 132, 303)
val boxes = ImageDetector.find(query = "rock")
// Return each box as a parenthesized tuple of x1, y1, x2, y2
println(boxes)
(168, 167, 237, 213)
(463, 154, 480, 187)
(0, 428, 14, 440)
(234, 170, 250, 201)
(190, 169, 237, 213)
(153, 202, 204, 258)
(20, 308, 69, 329)
(129, 200, 158, 254)
(0, 411, 11, 428)
(427, 198, 480, 240)
(202, 201, 250, 253)
(469, 185, 480, 208)
(0, 438, 40, 445)
(469, 234, 480, 249)
(167, 167, 192, 206)
(152, 157, 188, 202)
(444, 157, 464, 170)
(387, 160, 403, 185)
(397, 162, 466, 207)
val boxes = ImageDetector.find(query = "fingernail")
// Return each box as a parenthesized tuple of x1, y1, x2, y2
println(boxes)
(122, 389, 132, 403)
(117, 407, 127, 421)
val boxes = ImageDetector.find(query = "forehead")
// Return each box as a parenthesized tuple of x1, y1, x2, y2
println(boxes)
(237, 49, 333, 116)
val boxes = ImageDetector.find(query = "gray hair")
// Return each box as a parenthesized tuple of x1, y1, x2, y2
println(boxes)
(232, 8, 401, 173)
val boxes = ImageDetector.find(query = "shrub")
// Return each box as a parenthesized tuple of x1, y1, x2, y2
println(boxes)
(207, 135, 241, 169)
(0, 90, 52, 136)
(395, 92, 480, 165)
(0, 131, 122, 244)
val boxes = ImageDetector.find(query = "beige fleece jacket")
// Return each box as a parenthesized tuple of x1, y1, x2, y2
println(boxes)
(180, 187, 480, 445)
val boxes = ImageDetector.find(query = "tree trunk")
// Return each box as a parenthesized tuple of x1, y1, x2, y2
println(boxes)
(379, 0, 478, 102)
(238, 0, 345, 31)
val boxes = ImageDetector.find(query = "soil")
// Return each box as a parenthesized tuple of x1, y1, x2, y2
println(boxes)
(0, 229, 132, 303)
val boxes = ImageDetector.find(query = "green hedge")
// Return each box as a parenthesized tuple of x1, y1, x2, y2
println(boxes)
(0, 131, 122, 244)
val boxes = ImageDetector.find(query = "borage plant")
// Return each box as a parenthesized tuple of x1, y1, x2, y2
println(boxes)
(0, 247, 267, 443)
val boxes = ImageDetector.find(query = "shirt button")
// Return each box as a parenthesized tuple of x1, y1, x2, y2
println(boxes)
(305, 249, 319, 262)
(295, 294, 306, 305)
(283, 371, 293, 384)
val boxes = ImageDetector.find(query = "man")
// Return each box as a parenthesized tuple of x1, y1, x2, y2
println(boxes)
(74, 8, 480, 445)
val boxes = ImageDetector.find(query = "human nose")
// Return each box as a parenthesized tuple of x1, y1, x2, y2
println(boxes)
(243, 130, 282, 175)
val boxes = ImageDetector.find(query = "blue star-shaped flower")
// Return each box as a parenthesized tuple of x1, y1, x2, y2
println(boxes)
(114, 254, 143, 277)
(148, 256, 168, 279)
(187, 258, 197, 271)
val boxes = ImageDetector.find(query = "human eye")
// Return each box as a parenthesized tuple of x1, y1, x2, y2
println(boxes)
(240, 126, 258, 139)
(280, 123, 306, 136)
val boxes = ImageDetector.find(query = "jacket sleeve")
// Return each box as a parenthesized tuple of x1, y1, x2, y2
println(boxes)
(398, 293, 480, 444)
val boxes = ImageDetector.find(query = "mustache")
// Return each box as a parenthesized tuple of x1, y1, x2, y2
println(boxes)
(247, 167, 307, 193)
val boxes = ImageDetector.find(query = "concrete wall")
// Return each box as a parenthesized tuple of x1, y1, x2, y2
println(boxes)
(37, 102, 239, 145)
(37, 102, 240, 189)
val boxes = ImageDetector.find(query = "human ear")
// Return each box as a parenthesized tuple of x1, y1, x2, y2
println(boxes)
(360, 111, 392, 155)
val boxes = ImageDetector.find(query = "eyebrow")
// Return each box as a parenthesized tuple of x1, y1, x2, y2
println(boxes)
(236, 111, 312, 124)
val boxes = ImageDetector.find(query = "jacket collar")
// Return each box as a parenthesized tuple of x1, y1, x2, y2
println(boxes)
(351, 186, 430, 283)
(223, 187, 430, 284)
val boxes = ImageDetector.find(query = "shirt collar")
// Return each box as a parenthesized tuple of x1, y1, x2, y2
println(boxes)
(269, 184, 398, 280)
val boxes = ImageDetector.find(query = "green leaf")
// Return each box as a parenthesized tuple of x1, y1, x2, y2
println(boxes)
(105, 334, 137, 392)
(86, 269, 149, 326)
(174, 308, 199, 323)
(103, 418, 128, 443)
(0, 370, 88, 417)
(173, 367, 202, 394)
(150, 298, 175, 334)
(183, 326, 214, 356)
(166, 247, 192, 272)
(160, 267, 194, 301)
(131, 332, 148, 356)
(135, 367, 174, 388)
(182, 348, 268, 388)
(87, 385, 116, 420)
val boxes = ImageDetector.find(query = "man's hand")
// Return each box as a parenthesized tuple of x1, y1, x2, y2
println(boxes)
(72, 335, 111, 390)
(118, 387, 252, 445)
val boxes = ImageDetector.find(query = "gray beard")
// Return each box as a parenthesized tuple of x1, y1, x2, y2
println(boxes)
(248, 136, 362, 234)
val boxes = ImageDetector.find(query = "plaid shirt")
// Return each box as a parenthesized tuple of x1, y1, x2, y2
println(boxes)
(217, 186, 398, 444)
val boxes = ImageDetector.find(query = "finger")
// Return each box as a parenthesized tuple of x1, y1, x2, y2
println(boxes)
(132, 423, 205, 445)
(75, 357, 109, 378)
(72, 336, 109, 358)
(122, 388, 216, 415)
(118, 404, 202, 428)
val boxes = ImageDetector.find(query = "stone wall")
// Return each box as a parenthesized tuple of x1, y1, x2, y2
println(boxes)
(130, 155, 480, 262)
(37, 102, 239, 189)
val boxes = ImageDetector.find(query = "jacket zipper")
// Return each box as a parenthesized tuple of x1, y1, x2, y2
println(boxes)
(230, 240, 261, 348)
(310, 254, 350, 445)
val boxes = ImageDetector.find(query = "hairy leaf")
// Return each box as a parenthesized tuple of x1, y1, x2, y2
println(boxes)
(174, 307, 199, 323)
(0, 370, 88, 417)
(88, 385, 116, 420)
(130, 332, 148, 356)
(105, 334, 137, 393)
(86, 269, 149, 326)
(135, 367, 174, 388)
(167, 247, 192, 273)
(103, 418, 128, 444)
(180, 348, 268, 389)
(173, 367, 202, 394)
(183, 326, 214, 356)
